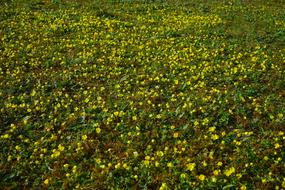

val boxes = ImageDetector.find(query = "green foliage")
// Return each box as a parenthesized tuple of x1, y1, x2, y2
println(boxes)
(0, 0, 285, 189)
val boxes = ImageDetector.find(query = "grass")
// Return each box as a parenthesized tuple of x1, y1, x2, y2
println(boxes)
(0, 0, 285, 189)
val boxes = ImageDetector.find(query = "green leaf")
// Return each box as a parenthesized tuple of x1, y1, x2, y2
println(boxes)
(223, 184, 236, 189)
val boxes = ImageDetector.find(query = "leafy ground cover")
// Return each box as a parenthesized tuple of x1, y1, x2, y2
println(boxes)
(0, 0, 285, 189)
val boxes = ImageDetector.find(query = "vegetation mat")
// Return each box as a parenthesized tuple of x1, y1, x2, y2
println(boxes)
(0, 0, 285, 189)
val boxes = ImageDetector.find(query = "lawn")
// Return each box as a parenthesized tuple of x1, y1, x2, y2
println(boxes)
(0, 0, 284, 189)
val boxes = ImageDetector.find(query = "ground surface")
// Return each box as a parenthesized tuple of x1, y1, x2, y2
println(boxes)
(0, 0, 285, 189)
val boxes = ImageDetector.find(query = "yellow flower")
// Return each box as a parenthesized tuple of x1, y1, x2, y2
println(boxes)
(159, 182, 168, 190)
(143, 160, 150, 166)
(224, 167, 235, 177)
(64, 164, 69, 168)
(173, 132, 179, 138)
(51, 150, 60, 158)
(274, 143, 281, 149)
(58, 144, 65, 151)
(240, 185, 247, 190)
(211, 134, 219, 140)
(282, 178, 285, 188)
(167, 162, 173, 168)
(23, 118, 28, 125)
(156, 151, 164, 157)
(213, 169, 220, 176)
(209, 127, 216, 132)
(217, 161, 223, 167)
(72, 166, 77, 173)
(133, 151, 139, 157)
(132, 115, 137, 121)
(81, 135, 88, 141)
(96, 127, 101, 134)
(278, 131, 284, 136)
(180, 173, 187, 179)
(2, 134, 10, 139)
(115, 163, 121, 169)
(155, 161, 159, 167)
(44, 179, 49, 185)
(198, 174, 206, 181)
(123, 163, 128, 169)
(186, 162, 196, 171)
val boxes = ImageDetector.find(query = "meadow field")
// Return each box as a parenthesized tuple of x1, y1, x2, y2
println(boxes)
(0, 0, 285, 189)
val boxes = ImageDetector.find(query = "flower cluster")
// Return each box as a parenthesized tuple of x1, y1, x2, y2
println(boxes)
(0, 0, 284, 189)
